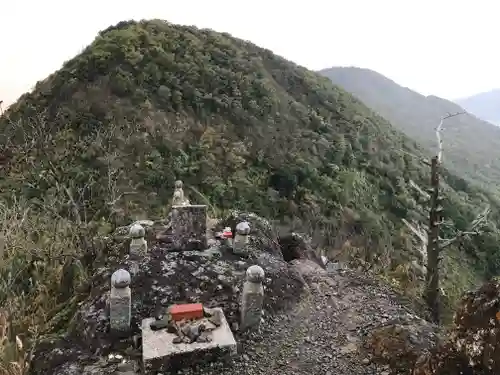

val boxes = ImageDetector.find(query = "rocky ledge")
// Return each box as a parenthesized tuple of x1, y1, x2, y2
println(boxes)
(25, 210, 500, 375)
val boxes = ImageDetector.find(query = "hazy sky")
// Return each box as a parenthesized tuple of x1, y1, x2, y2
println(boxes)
(1, 0, 498, 107)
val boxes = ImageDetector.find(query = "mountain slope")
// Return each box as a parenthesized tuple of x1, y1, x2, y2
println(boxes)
(455, 89, 500, 126)
(319, 66, 500, 188)
(1, 19, 500, 312)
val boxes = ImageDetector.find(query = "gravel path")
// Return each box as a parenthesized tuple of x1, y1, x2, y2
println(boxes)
(185, 267, 425, 375)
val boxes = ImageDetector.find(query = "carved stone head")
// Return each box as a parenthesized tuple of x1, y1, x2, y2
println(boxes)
(111, 269, 131, 288)
(236, 221, 251, 236)
(246, 265, 265, 283)
(129, 223, 145, 239)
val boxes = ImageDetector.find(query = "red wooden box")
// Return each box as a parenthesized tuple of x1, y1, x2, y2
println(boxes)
(169, 303, 204, 321)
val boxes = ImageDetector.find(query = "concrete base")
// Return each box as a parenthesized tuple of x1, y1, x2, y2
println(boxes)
(142, 308, 237, 373)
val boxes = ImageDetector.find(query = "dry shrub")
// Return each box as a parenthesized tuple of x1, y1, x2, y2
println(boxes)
(0, 197, 88, 374)
(0, 310, 24, 375)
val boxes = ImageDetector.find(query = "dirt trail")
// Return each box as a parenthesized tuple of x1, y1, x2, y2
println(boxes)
(190, 265, 428, 375)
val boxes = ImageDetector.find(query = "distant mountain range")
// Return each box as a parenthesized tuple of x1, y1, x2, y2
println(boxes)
(455, 89, 500, 126)
(319, 67, 500, 188)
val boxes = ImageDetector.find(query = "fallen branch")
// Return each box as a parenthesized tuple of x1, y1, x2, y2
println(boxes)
(402, 218, 428, 264)
(397, 149, 431, 166)
(402, 218, 428, 245)
(409, 180, 430, 200)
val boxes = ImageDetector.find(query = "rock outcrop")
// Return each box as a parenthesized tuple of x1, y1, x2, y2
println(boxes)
(28, 212, 306, 374)
(414, 279, 500, 375)
(26, 211, 461, 375)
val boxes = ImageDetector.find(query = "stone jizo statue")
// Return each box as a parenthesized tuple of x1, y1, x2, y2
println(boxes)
(240, 265, 265, 331)
(233, 221, 250, 255)
(110, 269, 132, 332)
(129, 223, 147, 256)
(172, 180, 190, 206)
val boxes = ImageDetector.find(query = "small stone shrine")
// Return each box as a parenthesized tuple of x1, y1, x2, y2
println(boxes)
(142, 305, 236, 373)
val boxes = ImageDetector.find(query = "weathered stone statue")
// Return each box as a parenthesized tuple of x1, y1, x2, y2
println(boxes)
(110, 269, 131, 332)
(129, 223, 147, 256)
(233, 221, 251, 256)
(240, 265, 265, 331)
(172, 180, 190, 206)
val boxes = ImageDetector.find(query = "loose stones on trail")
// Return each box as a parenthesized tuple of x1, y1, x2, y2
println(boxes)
(110, 269, 131, 333)
(129, 223, 147, 256)
(240, 265, 265, 331)
(171, 204, 208, 251)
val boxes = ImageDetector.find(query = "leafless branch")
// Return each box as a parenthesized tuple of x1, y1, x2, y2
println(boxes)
(398, 149, 431, 166)
(402, 218, 428, 244)
(439, 206, 490, 249)
(402, 218, 428, 264)
(435, 111, 465, 163)
(409, 180, 430, 200)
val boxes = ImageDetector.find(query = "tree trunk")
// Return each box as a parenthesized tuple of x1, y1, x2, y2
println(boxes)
(426, 156, 441, 322)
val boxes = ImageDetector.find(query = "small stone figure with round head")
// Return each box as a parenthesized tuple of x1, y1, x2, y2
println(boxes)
(233, 221, 251, 256)
(129, 223, 147, 256)
(240, 265, 265, 331)
(110, 269, 131, 332)
(246, 264, 264, 283)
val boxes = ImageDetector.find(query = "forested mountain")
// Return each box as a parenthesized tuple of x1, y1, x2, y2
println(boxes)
(319, 66, 500, 189)
(2, 20, 500, 348)
(456, 89, 500, 126)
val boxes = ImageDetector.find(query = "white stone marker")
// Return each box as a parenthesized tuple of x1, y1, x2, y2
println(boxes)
(110, 269, 131, 332)
(240, 265, 265, 331)
(129, 223, 147, 256)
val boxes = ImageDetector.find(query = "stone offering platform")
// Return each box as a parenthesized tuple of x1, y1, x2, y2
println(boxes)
(142, 308, 237, 373)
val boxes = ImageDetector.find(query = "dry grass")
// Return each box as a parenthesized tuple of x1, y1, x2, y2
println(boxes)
(0, 310, 25, 375)
(0, 197, 88, 374)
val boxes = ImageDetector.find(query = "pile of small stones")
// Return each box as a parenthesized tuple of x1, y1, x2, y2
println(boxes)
(150, 308, 223, 344)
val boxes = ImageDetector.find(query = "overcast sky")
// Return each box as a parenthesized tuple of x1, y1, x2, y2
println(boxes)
(1, 0, 498, 107)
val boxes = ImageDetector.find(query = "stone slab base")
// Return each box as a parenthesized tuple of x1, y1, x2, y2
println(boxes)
(142, 308, 237, 373)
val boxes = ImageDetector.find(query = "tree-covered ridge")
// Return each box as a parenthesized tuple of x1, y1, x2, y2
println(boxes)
(319, 66, 500, 190)
(1, 19, 499, 308)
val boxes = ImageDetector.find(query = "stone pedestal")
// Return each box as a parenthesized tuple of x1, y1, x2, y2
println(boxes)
(130, 237, 147, 255)
(142, 308, 236, 373)
(110, 269, 131, 333)
(171, 205, 207, 251)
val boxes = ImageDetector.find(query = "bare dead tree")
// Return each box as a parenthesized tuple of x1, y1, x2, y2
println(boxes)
(404, 111, 490, 323)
